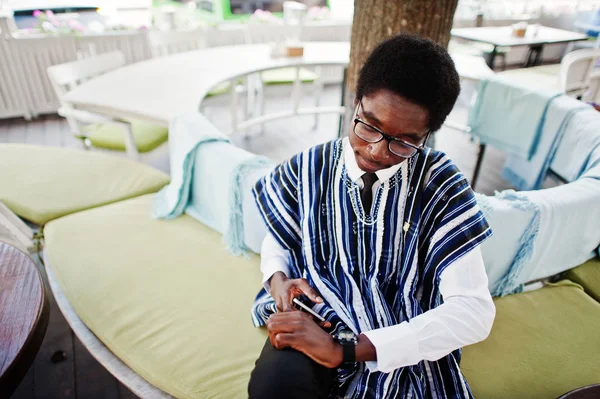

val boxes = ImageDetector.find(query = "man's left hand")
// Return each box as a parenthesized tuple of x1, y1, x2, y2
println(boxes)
(266, 311, 343, 369)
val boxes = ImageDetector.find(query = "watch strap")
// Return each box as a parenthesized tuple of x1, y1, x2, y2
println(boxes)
(341, 341, 356, 363)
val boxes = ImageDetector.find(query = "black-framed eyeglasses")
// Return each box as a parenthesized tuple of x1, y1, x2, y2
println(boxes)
(353, 101, 430, 158)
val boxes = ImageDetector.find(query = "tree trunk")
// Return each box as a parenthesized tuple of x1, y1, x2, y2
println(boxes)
(341, 0, 459, 135)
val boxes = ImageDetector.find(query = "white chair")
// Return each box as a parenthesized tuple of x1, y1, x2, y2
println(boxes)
(147, 28, 207, 58)
(496, 49, 600, 102)
(559, 48, 600, 101)
(244, 23, 323, 130)
(47, 51, 168, 163)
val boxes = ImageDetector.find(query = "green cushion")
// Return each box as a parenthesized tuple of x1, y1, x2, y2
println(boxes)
(261, 67, 319, 85)
(0, 144, 170, 225)
(83, 121, 168, 153)
(41, 194, 600, 398)
(205, 80, 232, 98)
(564, 258, 600, 302)
(44, 195, 267, 399)
(462, 281, 600, 399)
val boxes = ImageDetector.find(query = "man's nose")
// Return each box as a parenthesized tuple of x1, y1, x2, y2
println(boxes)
(367, 140, 389, 160)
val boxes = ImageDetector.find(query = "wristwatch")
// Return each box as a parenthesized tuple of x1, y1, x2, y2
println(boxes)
(333, 329, 357, 363)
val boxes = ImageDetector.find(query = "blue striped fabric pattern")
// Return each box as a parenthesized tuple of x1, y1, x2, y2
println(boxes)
(251, 139, 492, 398)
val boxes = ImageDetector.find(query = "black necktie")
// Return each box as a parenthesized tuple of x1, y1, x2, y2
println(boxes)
(360, 172, 378, 213)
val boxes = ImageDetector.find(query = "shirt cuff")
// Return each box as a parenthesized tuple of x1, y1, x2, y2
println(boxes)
(261, 258, 290, 293)
(362, 322, 422, 373)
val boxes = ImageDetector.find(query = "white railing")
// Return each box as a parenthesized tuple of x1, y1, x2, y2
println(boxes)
(0, 37, 30, 119)
(0, 26, 154, 119)
(0, 20, 350, 120)
(15, 36, 78, 117)
(78, 31, 153, 64)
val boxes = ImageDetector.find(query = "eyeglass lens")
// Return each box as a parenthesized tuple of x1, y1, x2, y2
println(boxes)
(354, 121, 418, 157)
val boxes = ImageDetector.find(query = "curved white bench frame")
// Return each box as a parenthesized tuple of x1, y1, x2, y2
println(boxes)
(44, 254, 174, 399)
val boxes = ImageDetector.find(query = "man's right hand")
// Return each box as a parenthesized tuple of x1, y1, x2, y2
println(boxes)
(269, 271, 324, 312)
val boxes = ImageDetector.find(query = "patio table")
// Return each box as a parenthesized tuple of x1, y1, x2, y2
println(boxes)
(63, 42, 351, 134)
(62, 41, 489, 135)
(451, 26, 588, 68)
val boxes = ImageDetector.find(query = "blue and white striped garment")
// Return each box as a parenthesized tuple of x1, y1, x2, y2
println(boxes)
(251, 139, 492, 399)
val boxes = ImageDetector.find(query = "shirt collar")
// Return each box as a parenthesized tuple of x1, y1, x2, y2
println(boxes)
(343, 137, 402, 184)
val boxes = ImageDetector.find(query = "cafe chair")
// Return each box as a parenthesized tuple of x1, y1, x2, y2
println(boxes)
(244, 23, 322, 130)
(559, 48, 600, 101)
(496, 48, 600, 103)
(147, 28, 207, 57)
(47, 51, 168, 163)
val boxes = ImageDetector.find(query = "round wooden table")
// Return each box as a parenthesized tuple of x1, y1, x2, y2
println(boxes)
(0, 241, 49, 397)
(558, 384, 600, 399)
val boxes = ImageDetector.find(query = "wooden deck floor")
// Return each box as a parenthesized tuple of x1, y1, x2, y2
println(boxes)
(2, 85, 514, 398)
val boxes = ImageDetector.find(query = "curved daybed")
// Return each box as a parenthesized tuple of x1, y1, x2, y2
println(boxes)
(3, 110, 600, 398)
(45, 253, 175, 399)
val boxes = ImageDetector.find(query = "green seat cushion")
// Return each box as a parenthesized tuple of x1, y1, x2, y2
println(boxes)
(83, 121, 168, 153)
(564, 258, 600, 302)
(462, 281, 600, 399)
(261, 67, 319, 85)
(0, 144, 170, 225)
(205, 80, 232, 97)
(44, 195, 267, 399)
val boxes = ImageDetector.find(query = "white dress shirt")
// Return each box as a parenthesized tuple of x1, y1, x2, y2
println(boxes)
(260, 138, 495, 373)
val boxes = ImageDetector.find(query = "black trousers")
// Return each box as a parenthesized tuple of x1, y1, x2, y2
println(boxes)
(248, 338, 334, 399)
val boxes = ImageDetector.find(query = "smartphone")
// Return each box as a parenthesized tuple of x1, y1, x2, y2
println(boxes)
(293, 298, 326, 322)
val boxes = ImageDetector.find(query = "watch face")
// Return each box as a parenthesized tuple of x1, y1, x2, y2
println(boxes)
(337, 329, 357, 344)
(339, 330, 354, 340)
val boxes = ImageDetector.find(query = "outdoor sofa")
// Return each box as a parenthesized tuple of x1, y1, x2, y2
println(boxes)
(1, 112, 599, 398)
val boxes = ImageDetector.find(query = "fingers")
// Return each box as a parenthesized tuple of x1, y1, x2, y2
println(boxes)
(267, 314, 302, 349)
(318, 320, 332, 329)
(286, 288, 299, 311)
(269, 310, 311, 323)
(267, 319, 303, 335)
(267, 312, 309, 339)
(267, 312, 310, 335)
(274, 332, 294, 349)
(268, 329, 277, 348)
(277, 296, 294, 312)
(268, 311, 330, 332)
(296, 279, 323, 303)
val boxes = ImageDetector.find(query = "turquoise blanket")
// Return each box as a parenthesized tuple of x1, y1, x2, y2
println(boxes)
(550, 106, 600, 182)
(152, 113, 230, 221)
(477, 175, 600, 296)
(468, 76, 561, 160)
(502, 96, 590, 190)
(152, 113, 273, 254)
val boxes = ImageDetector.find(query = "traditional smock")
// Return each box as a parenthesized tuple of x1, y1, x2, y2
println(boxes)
(251, 138, 492, 398)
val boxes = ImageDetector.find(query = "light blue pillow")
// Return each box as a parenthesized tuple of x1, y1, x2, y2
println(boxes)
(185, 141, 272, 254)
